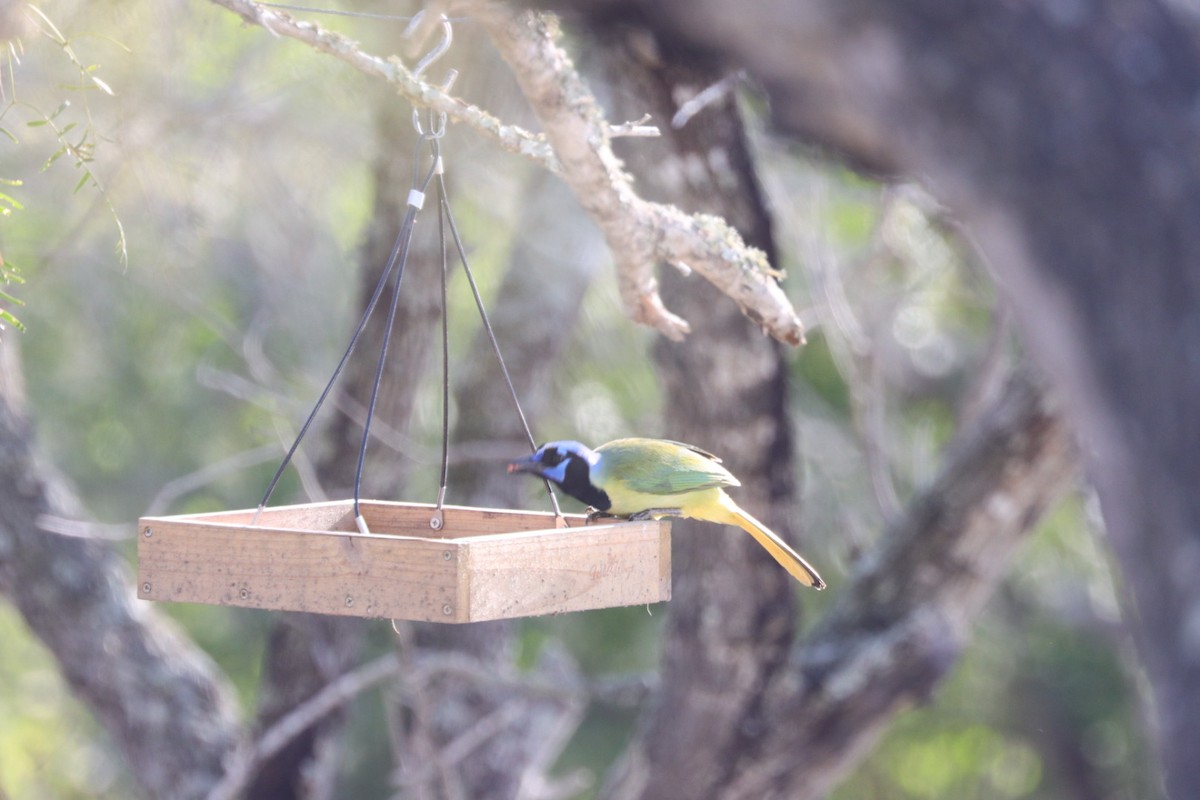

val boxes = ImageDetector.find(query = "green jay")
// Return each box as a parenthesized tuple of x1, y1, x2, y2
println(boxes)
(508, 437, 825, 589)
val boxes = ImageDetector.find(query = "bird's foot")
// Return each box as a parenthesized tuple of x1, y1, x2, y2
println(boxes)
(585, 508, 619, 524)
(628, 508, 683, 522)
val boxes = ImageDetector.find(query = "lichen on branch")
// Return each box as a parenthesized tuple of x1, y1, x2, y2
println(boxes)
(205, 0, 806, 346)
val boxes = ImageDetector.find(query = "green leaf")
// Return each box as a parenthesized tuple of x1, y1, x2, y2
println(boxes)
(42, 146, 66, 169)
(0, 307, 26, 333)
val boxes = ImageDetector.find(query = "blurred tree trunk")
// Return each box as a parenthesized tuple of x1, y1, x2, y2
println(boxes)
(444, 171, 605, 506)
(589, 31, 808, 799)
(549, 1, 1200, 797)
(728, 369, 1073, 799)
(248, 13, 606, 795)
(495, 18, 1072, 800)
(0, 341, 243, 799)
(393, 171, 606, 798)
(526, 0, 1196, 795)
(248, 95, 445, 800)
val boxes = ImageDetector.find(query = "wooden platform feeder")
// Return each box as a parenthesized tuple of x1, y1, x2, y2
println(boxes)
(137, 500, 671, 623)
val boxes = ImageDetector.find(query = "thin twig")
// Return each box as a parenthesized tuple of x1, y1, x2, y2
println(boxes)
(610, 113, 660, 138)
(205, 0, 559, 169)
(391, 702, 526, 789)
(803, 184, 903, 523)
(206, 645, 652, 800)
(671, 71, 744, 129)
(405, 650, 656, 708)
(143, 443, 281, 515)
(207, 654, 401, 800)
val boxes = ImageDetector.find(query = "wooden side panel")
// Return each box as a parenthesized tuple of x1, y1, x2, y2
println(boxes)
(138, 519, 464, 622)
(145, 501, 360, 533)
(136, 503, 671, 623)
(356, 501, 582, 539)
(462, 520, 672, 621)
(140, 501, 583, 538)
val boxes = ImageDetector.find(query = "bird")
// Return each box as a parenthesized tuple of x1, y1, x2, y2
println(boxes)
(507, 437, 825, 589)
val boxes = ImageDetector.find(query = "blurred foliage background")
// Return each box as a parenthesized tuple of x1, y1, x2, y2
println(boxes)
(0, 1, 1158, 798)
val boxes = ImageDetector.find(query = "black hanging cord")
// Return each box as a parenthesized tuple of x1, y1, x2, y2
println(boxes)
(253, 135, 439, 525)
(350, 136, 441, 531)
(433, 136, 452, 529)
(433, 159, 565, 519)
(254, 53, 564, 526)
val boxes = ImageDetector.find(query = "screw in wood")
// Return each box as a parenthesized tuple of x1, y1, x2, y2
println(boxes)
(346, 596, 355, 608)
(442, 604, 453, 616)
(141, 582, 151, 594)
(442, 550, 452, 561)
(143, 527, 152, 537)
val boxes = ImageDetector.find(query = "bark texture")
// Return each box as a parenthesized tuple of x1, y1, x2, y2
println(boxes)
(588, 32, 807, 800)
(0, 342, 242, 800)
(452, 0, 805, 344)
(548, 0, 1196, 794)
(247, 96, 444, 800)
(734, 370, 1074, 799)
(393, 171, 605, 800)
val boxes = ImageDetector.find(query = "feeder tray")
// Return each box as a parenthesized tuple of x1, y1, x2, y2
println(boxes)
(137, 500, 671, 623)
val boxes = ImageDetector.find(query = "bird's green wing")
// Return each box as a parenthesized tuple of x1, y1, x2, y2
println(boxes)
(655, 439, 723, 463)
(595, 438, 740, 496)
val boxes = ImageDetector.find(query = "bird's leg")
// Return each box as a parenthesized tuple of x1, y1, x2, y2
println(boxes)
(628, 508, 683, 522)
(585, 508, 620, 524)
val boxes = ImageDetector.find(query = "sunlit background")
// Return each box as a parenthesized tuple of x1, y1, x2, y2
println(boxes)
(0, 1, 1154, 797)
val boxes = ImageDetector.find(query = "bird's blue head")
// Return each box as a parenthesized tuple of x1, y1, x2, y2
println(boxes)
(506, 441, 609, 511)
(507, 440, 597, 483)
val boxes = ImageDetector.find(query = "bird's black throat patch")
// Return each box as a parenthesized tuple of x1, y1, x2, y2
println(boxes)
(560, 455, 611, 512)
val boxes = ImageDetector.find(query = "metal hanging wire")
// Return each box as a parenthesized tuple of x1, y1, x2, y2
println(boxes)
(430, 137, 565, 522)
(254, 13, 562, 529)
(252, 134, 439, 528)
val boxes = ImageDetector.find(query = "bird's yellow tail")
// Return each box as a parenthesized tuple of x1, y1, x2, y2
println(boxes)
(711, 492, 826, 589)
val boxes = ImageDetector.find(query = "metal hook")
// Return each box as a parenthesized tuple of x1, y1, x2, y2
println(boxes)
(405, 11, 455, 86)
(404, 11, 456, 137)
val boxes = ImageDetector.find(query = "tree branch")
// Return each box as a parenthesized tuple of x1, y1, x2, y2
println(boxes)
(545, 2, 1200, 793)
(589, 35, 805, 799)
(208, 654, 402, 800)
(0, 343, 242, 800)
(456, 1, 805, 345)
(732, 369, 1076, 798)
(204, 0, 558, 168)
(204, 0, 805, 346)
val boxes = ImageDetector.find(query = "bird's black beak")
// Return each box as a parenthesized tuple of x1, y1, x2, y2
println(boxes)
(506, 454, 541, 475)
